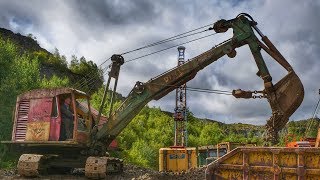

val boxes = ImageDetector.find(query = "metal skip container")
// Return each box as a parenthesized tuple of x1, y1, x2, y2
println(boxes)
(205, 147, 320, 179)
(159, 147, 197, 173)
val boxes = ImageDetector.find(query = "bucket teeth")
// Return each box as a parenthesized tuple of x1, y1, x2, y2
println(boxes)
(265, 71, 304, 145)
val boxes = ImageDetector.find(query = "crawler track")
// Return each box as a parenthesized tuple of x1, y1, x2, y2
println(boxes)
(85, 156, 123, 179)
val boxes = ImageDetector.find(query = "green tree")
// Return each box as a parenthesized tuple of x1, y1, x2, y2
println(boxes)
(0, 39, 41, 168)
(33, 48, 68, 69)
(69, 55, 103, 93)
(0, 39, 17, 85)
(199, 123, 224, 146)
(40, 75, 69, 88)
(0, 38, 72, 168)
(126, 139, 157, 168)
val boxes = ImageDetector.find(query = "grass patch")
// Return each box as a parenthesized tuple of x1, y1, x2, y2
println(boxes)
(0, 144, 18, 169)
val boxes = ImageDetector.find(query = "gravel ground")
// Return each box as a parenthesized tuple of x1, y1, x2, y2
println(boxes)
(0, 164, 206, 180)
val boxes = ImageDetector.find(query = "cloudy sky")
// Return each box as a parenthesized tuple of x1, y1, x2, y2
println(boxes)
(1, 0, 319, 125)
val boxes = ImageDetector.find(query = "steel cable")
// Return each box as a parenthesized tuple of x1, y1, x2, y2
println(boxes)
(74, 23, 214, 90)
(124, 33, 217, 63)
(121, 28, 211, 56)
(75, 65, 109, 90)
(81, 32, 236, 93)
(305, 95, 320, 137)
(78, 31, 218, 90)
(147, 82, 232, 95)
(74, 57, 111, 89)
(85, 23, 213, 68)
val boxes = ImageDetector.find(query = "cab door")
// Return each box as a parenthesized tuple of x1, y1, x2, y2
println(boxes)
(25, 98, 52, 141)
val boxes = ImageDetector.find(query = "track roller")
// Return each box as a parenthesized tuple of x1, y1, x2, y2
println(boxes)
(17, 154, 45, 177)
(85, 156, 123, 179)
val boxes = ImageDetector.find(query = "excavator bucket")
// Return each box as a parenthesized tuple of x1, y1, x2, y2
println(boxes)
(273, 71, 304, 118)
(266, 71, 304, 144)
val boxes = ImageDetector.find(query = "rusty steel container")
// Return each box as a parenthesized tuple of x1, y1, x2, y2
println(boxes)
(159, 147, 197, 173)
(205, 147, 320, 179)
(198, 142, 257, 167)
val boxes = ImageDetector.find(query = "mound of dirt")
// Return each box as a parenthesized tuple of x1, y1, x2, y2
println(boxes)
(0, 164, 206, 180)
(107, 164, 206, 180)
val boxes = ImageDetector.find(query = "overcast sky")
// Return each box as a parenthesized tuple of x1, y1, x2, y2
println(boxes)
(1, 0, 319, 125)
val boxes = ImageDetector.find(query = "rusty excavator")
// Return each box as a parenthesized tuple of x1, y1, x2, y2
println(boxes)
(1, 13, 304, 178)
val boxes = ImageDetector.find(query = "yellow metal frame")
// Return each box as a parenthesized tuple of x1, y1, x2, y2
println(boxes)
(206, 147, 320, 179)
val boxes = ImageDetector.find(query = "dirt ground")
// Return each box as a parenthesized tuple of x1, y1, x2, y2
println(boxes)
(0, 164, 206, 180)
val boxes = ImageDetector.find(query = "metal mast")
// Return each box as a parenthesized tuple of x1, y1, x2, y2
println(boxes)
(174, 46, 187, 147)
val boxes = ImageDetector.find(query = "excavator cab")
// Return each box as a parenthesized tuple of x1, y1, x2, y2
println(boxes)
(1, 88, 122, 177)
(58, 92, 92, 142)
(2, 88, 94, 151)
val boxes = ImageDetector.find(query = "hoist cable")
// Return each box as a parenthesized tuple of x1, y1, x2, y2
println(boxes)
(147, 82, 232, 95)
(305, 95, 320, 137)
(83, 32, 238, 92)
(79, 65, 111, 90)
(74, 23, 214, 91)
(75, 64, 110, 90)
(187, 89, 232, 95)
(187, 87, 230, 93)
(86, 70, 110, 93)
(121, 28, 211, 55)
(74, 57, 111, 89)
(77, 65, 109, 88)
(74, 23, 239, 92)
(124, 33, 218, 63)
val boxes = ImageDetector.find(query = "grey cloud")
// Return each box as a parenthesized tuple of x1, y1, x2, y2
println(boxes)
(0, 15, 10, 28)
(69, 0, 157, 26)
(1, 0, 319, 124)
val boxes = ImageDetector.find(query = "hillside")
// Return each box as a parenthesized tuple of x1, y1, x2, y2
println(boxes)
(0, 27, 105, 168)
(0, 27, 103, 93)
(0, 27, 48, 53)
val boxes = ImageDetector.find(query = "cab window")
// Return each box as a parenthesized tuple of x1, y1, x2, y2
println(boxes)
(51, 97, 58, 118)
(75, 98, 90, 132)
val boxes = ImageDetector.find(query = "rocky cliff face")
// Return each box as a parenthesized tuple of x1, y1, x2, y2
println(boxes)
(0, 27, 48, 54)
(39, 63, 84, 82)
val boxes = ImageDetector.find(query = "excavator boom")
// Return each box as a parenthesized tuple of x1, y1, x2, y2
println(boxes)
(95, 38, 232, 143)
(92, 14, 304, 151)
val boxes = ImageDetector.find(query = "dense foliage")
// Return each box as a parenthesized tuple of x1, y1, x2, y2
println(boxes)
(34, 48, 68, 69)
(89, 88, 319, 170)
(114, 109, 319, 170)
(116, 109, 265, 170)
(0, 38, 102, 168)
(69, 55, 104, 93)
(0, 39, 72, 167)
(33, 48, 103, 93)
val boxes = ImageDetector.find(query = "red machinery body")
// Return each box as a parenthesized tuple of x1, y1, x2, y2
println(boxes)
(6, 87, 118, 151)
